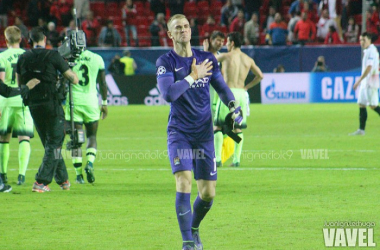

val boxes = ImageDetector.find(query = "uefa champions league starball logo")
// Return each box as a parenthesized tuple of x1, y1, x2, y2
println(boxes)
(157, 66, 166, 76)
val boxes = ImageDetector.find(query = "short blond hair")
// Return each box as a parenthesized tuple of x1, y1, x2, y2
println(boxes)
(4, 26, 21, 45)
(167, 14, 188, 30)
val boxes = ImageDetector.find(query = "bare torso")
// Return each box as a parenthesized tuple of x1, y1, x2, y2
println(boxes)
(221, 51, 253, 89)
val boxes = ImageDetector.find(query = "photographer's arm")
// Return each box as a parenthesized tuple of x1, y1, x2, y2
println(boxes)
(62, 69, 79, 84)
(97, 69, 108, 119)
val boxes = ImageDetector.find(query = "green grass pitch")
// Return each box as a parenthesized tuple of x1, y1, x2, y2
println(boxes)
(0, 104, 379, 250)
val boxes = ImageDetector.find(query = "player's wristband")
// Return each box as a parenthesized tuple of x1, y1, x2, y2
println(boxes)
(184, 75, 195, 87)
(102, 100, 107, 106)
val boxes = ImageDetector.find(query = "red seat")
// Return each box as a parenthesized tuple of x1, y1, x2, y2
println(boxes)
(184, 7, 198, 19)
(135, 1, 144, 9)
(354, 14, 362, 25)
(184, 1, 196, 10)
(197, 1, 209, 10)
(136, 16, 150, 26)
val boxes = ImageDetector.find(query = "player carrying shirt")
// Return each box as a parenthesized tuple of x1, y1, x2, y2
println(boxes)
(0, 26, 34, 185)
(156, 14, 243, 250)
(66, 49, 108, 184)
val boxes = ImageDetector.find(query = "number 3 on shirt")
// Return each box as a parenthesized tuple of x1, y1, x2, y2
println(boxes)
(78, 65, 89, 86)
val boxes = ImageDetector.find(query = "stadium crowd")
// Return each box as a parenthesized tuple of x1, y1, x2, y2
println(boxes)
(0, 0, 377, 47)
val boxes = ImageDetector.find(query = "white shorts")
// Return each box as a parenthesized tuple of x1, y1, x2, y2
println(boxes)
(357, 86, 379, 106)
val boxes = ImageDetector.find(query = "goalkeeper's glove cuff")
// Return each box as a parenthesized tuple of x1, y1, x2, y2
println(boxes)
(228, 100, 237, 112)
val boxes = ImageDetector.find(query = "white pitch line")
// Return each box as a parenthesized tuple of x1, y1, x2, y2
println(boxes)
(5, 167, 379, 171)
(6, 149, 379, 153)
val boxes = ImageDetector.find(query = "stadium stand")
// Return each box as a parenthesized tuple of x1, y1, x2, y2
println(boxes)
(0, 0, 377, 47)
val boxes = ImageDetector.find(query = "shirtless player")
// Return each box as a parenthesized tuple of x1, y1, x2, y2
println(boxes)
(214, 32, 263, 167)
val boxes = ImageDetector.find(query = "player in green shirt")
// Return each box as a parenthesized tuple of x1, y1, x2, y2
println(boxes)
(0, 26, 34, 185)
(66, 49, 108, 184)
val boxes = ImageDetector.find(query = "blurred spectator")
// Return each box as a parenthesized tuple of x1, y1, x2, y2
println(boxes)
(46, 22, 61, 47)
(273, 64, 285, 72)
(318, 0, 343, 41)
(366, 5, 379, 38)
(202, 15, 218, 39)
(82, 11, 101, 47)
(38, 18, 48, 33)
(268, 13, 288, 46)
(74, 0, 90, 23)
(120, 50, 137, 76)
(108, 54, 126, 75)
(150, 13, 167, 46)
(60, 19, 76, 38)
(288, 11, 301, 44)
(324, 25, 342, 44)
(190, 18, 200, 46)
(98, 20, 122, 47)
(28, 0, 42, 27)
(230, 10, 245, 34)
(50, 0, 73, 26)
(294, 12, 316, 45)
(231, 0, 243, 9)
(168, 0, 185, 16)
(244, 0, 260, 21)
(221, 0, 238, 27)
(289, 0, 305, 15)
(42, 0, 54, 22)
(303, 1, 317, 23)
(270, 0, 282, 12)
(345, 16, 359, 43)
(316, 9, 337, 42)
(0, 0, 15, 28)
(244, 13, 260, 45)
(150, 0, 166, 17)
(263, 6, 276, 32)
(312, 56, 329, 72)
(14, 17, 29, 43)
(122, 0, 139, 46)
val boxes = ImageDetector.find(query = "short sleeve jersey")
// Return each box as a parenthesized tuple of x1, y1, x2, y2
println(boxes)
(156, 49, 222, 141)
(0, 48, 25, 107)
(362, 44, 380, 88)
(70, 50, 105, 106)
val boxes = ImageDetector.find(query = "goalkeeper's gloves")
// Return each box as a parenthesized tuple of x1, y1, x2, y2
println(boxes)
(228, 100, 243, 126)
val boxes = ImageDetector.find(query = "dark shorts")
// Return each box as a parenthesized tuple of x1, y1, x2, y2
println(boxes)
(167, 131, 217, 181)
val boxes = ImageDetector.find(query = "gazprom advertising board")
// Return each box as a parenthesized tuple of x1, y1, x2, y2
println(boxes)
(260, 73, 310, 104)
(260, 72, 363, 104)
(310, 72, 361, 103)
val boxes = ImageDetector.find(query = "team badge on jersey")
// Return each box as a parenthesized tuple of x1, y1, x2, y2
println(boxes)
(174, 157, 180, 165)
(157, 66, 166, 76)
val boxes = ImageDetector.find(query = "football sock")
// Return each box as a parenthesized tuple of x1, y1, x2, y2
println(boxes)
(233, 133, 244, 164)
(359, 107, 367, 130)
(86, 148, 97, 166)
(0, 142, 9, 174)
(191, 195, 213, 229)
(214, 131, 223, 162)
(18, 140, 30, 175)
(373, 106, 380, 115)
(176, 192, 193, 242)
(72, 157, 83, 175)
